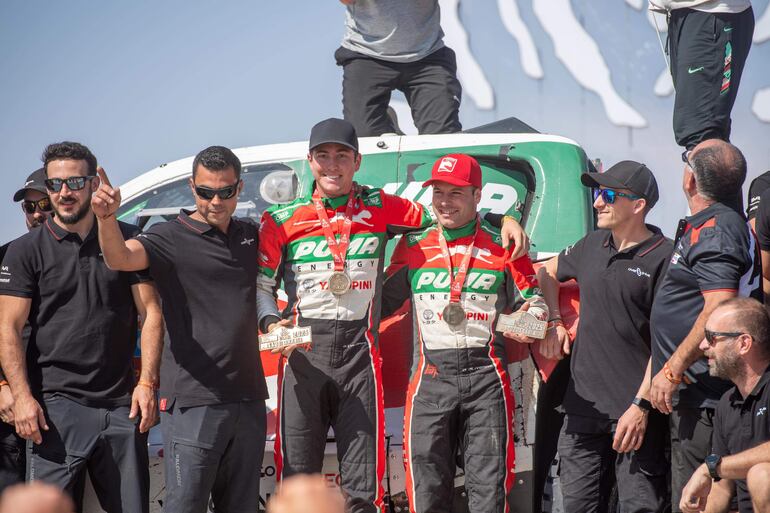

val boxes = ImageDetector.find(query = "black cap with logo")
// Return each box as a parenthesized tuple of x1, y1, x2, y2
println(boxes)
(13, 168, 48, 202)
(308, 118, 359, 153)
(581, 160, 659, 209)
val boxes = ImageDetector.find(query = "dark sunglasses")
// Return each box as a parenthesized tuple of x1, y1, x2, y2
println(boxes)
(44, 176, 94, 192)
(681, 150, 693, 167)
(194, 181, 240, 200)
(21, 197, 53, 214)
(704, 329, 743, 345)
(593, 188, 641, 204)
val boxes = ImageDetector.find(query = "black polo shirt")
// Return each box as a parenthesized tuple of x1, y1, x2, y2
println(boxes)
(747, 171, 770, 220)
(712, 367, 770, 513)
(753, 188, 770, 251)
(557, 225, 673, 420)
(0, 218, 147, 407)
(651, 203, 762, 409)
(135, 210, 267, 409)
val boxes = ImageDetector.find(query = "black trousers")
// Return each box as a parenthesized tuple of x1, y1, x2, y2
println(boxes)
(0, 425, 24, 494)
(28, 395, 149, 513)
(668, 7, 754, 149)
(335, 46, 462, 137)
(669, 407, 717, 513)
(558, 413, 669, 513)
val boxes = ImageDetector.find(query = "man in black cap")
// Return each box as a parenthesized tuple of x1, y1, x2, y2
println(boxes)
(537, 161, 672, 512)
(0, 168, 53, 493)
(649, 139, 762, 512)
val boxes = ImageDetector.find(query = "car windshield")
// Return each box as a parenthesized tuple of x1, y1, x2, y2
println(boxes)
(117, 164, 297, 229)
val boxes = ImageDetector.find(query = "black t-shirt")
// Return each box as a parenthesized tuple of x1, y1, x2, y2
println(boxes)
(753, 188, 770, 251)
(557, 226, 673, 420)
(712, 367, 770, 513)
(746, 171, 770, 220)
(0, 219, 148, 407)
(136, 210, 267, 409)
(651, 203, 762, 409)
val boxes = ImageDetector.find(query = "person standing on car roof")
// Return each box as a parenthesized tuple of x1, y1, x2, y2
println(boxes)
(256, 118, 528, 513)
(0, 142, 163, 512)
(380, 154, 549, 513)
(648, 0, 754, 152)
(0, 168, 53, 494)
(91, 145, 269, 513)
(746, 169, 770, 301)
(334, 0, 462, 136)
(649, 139, 762, 513)
(536, 161, 672, 513)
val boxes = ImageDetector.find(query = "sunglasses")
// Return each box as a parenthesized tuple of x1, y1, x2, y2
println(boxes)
(704, 329, 743, 345)
(44, 176, 94, 192)
(593, 188, 641, 204)
(194, 181, 240, 200)
(681, 150, 693, 167)
(21, 197, 53, 214)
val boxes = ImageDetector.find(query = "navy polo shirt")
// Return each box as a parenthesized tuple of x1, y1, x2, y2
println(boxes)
(0, 218, 147, 407)
(135, 210, 267, 409)
(557, 226, 673, 420)
(651, 203, 762, 409)
(712, 367, 770, 513)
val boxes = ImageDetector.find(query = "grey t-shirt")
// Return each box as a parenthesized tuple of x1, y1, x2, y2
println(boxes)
(341, 0, 445, 63)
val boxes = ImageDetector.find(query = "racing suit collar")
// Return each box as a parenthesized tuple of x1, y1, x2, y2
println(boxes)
(440, 218, 477, 242)
(308, 182, 356, 209)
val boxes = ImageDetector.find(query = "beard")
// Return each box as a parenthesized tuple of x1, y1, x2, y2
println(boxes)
(53, 195, 91, 225)
(709, 350, 743, 381)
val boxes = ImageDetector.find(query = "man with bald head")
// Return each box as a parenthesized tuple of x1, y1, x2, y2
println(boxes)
(650, 139, 762, 512)
(680, 298, 770, 513)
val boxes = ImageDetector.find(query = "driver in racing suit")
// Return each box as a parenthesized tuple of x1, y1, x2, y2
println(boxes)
(256, 118, 527, 513)
(381, 154, 548, 513)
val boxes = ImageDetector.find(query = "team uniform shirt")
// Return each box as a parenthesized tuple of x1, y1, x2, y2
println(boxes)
(381, 218, 544, 513)
(746, 171, 770, 221)
(0, 219, 148, 407)
(651, 203, 762, 409)
(753, 188, 770, 250)
(557, 226, 673, 421)
(712, 367, 770, 513)
(136, 210, 268, 409)
(382, 218, 543, 373)
(257, 185, 434, 343)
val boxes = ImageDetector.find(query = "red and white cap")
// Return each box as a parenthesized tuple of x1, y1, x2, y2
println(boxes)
(422, 154, 482, 189)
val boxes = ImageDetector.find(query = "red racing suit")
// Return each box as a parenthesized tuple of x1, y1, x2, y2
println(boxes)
(257, 184, 433, 513)
(382, 218, 546, 513)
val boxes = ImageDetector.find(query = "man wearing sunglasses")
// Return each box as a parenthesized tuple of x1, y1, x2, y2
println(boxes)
(92, 145, 268, 513)
(650, 139, 762, 512)
(0, 168, 54, 494)
(680, 297, 770, 513)
(536, 161, 672, 512)
(0, 141, 163, 512)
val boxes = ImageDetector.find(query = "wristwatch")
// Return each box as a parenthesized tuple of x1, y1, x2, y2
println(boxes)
(705, 454, 722, 481)
(632, 396, 652, 411)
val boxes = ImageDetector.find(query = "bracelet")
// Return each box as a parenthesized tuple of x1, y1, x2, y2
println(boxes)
(547, 319, 564, 330)
(0, 380, 8, 388)
(136, 380, 158, 390)
(663, 362, 682, 385)
(503, 215, 516, 224)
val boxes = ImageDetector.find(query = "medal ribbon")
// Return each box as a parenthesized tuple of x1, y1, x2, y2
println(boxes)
(437, 217, 480, 304)
(312, 184, 358, 272)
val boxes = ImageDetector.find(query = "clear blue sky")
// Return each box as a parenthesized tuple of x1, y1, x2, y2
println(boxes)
(2, 0, 769, 243)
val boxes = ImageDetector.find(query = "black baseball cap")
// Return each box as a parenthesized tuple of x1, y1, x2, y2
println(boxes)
(308, 118, 359, 153)
(13, 168, 48, 202)
(581, 160, 659, 209)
